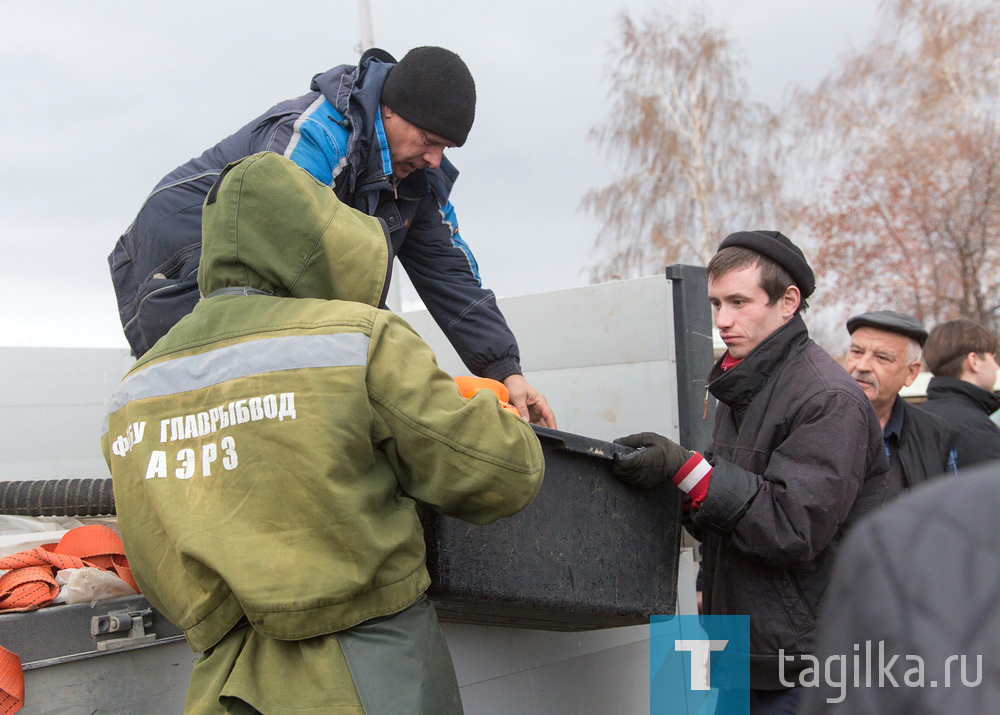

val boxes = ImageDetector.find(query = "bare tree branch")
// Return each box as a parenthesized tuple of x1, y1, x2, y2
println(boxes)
(584, 8, 787, 279)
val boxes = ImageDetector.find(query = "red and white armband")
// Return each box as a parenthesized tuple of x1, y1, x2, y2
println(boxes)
(672, 453, 712, 509)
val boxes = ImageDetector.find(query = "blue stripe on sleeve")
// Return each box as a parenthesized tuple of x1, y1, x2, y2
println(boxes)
(373, 106, 393, 177)
(438, 201, 481, 286)
(285, 99, 349, 186)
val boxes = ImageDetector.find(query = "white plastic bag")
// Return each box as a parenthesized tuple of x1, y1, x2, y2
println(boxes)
(0, 515, 85, 560)
(52, 567, 136, 605)
(0, 515, 84, 537)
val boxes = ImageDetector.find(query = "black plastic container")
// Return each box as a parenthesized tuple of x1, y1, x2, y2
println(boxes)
(422, 425, 683, 631)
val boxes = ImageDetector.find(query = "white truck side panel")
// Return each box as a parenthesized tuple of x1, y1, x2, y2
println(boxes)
(402, 276, 681, 442)
(448, 545, 697, 714)
(0, 347, 132, 481)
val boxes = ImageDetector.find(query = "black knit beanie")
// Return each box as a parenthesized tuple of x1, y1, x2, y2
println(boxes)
(380, 46, 476, 147)
(717, 230, 816, 298)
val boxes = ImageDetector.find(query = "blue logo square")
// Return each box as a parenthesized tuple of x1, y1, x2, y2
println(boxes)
(651, 615, 750, 714)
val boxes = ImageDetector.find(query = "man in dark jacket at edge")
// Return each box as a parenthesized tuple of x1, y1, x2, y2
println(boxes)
(611, 231, 888, 715)
(844, 310, 959, 499)
(800, 463, 1000, 713)
(920, 318, 1000, 467)
(108, 46, 555, 427)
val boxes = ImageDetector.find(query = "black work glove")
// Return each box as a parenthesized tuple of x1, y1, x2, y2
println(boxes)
(612, 432, 691, 489)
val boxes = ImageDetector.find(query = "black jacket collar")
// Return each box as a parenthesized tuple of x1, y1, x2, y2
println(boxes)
(926, 375, 1000, 415)
(884, 395, 906, 441)
(708, 314, 811, 411)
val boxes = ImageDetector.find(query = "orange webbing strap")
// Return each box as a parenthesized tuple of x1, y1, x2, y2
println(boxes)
(0, 566, 62, 613)
(453, 376, 522, 417)
(0, 525, 137, 613)
(52, 525, 136, 593)
(0, 645, 23, 714)
(0, 525, 136, 714)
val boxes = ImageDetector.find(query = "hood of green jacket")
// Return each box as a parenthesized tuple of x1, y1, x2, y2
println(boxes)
(199, 152, 391, 306)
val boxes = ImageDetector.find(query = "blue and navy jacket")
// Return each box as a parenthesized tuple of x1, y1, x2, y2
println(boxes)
(109, 49, 521, 381)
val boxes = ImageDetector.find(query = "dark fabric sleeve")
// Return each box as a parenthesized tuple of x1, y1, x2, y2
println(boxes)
(692, 391, 874, 567)
(111, 104, 311, 358)
(802, 471, 1000, 712)
(956, 418, 1000, 468)
(397, 195, 522, 380)
(110, 177, 214, 356)
(798, 520, 903, 713)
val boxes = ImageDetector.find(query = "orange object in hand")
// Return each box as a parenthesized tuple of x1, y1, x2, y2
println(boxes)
(453, 376, 523, 418)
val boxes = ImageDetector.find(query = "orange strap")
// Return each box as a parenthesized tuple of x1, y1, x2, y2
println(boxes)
(0, 525, 136, 713)
(0, 567, 61, 614)
(51, 525, 136, 594)
(453, 376, 522, 417)
(0, 525, 137, 613)
(0, 644, 23, 715)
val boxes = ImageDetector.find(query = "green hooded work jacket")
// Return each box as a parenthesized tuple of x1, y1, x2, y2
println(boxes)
(101, 152, 545, 655)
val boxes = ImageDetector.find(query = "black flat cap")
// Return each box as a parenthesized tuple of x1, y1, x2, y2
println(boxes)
(717, 230, 815, 298)
(846, 310, 928, 346)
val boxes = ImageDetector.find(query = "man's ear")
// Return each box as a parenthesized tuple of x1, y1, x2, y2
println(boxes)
(904, 361, 921, 386)
(964, 351, 980, 376)
(782, 284, 801, 318)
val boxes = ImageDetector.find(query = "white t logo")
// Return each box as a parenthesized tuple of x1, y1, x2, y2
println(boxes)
(674, 639, 729, 690)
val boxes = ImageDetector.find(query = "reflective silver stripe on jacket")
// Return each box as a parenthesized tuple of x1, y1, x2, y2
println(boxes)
(103, 333, 369, 434)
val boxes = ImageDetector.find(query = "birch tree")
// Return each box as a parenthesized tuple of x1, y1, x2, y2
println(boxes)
(799, 0, 1000, 327)
(584, 8, 787, 281)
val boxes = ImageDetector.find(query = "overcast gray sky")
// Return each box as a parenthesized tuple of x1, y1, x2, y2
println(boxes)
(0, 0, 881, 348)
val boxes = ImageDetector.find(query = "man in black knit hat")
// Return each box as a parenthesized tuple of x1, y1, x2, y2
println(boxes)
(109, 46, 555, 427)
(612, 231, 888, 714)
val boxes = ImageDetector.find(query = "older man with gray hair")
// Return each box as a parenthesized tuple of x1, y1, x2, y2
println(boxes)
(845, 310, 958, 500)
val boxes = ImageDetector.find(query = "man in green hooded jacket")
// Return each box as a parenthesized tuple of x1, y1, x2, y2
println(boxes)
(101, 152, 545, 714)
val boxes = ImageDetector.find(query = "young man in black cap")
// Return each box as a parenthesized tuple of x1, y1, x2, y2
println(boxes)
(612, 231, 888, 714)
(109, 46, 555, 427)
(921, 318, 1000, 467)
(845, 310, 958, 500)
